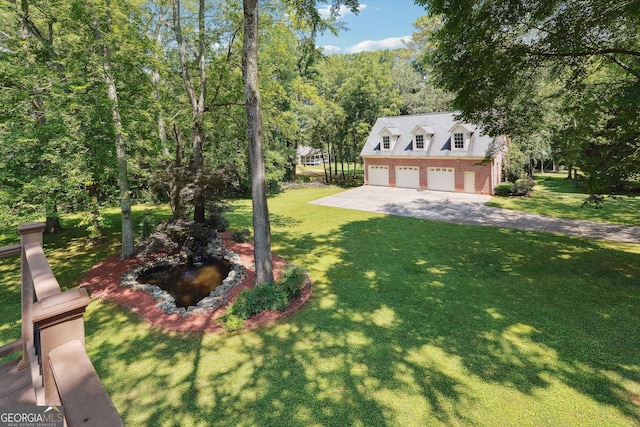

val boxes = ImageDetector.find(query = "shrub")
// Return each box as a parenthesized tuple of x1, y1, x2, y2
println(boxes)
(493, 183, 513, 196)
(224, 283, 288, 320)
(138, 213, 157, 239)
(512, 178, 536, 196)
(231, 228, 251, 243)
(276, 265, 307, 298)
(219, 265, 308, 331)
(206, 212, 229, 232)
(220, 314, 245, 332)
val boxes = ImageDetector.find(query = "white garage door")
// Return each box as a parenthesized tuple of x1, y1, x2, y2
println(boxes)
(395, 166, 420, 189)
(368, 165, 389, 186)
(427, 167, 455, 192)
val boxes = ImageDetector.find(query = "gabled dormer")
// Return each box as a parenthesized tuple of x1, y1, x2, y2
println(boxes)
(410, 125, 434, 150)
(378, 127, 400, 151)
(448, 124, 473, 151)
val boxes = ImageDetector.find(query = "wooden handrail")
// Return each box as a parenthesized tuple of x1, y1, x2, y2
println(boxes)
(49, 340, 124, 427)
(24, 242, 62, 300)
(0, 244, 21, 258)
(0, 222, 124, 424)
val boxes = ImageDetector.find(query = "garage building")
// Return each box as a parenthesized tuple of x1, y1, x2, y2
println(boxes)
(360, 112, 505, 195)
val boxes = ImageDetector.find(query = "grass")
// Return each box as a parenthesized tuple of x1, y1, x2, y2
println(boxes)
(1, 187, 640, 425)
(487, 173, 640, 226)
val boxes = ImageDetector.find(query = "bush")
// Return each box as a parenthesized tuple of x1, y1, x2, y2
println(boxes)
(231, 228, 251, 243)
(512, 178, 536, 196)
(138, 213, 157, 239)
(494, 183, 513, 196)
(276, 265, 307, 298)
(206, 211, 228, 232)
(219, 265, 309, 331)
(224, 283, 289, 321)
(220, 314, 245, 332)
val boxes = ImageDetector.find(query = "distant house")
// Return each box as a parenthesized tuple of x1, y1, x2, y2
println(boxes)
(360, 112, 505, 195)
(297, 145, 326, 166)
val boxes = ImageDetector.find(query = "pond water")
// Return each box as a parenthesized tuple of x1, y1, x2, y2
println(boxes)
(137, 259, 232, 308)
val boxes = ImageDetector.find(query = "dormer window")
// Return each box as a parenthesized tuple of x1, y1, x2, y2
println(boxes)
(449, 123, 472, 151)
(410, 125, 434, 151)
(453, 133, 464, 149)
(382, 135, 390, 150)
(378, 127, 399, 151)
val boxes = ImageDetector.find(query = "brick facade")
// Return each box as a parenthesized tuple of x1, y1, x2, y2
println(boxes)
(364, 157, 498, 195)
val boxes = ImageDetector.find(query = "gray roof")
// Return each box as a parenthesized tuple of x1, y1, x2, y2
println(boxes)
(360, 112, 497, 158)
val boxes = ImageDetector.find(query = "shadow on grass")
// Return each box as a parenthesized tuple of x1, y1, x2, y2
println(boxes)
(80, 211, 640, 425)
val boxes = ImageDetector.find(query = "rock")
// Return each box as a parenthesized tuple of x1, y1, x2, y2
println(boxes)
(122, 219, 246, 317)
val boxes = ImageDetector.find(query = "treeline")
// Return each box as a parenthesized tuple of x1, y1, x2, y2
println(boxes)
(0, 1, 449, 233)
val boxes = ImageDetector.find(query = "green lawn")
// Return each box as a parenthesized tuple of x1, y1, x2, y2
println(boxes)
(487, 173, 640, 226)
(1, 188, 639, 426)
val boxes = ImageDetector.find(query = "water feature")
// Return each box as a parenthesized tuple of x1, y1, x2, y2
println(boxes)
(120, 220, 246, 316)
(137, 258, 231, 308)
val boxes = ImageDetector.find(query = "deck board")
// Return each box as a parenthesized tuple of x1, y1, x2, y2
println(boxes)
(0, 358, 36, 405)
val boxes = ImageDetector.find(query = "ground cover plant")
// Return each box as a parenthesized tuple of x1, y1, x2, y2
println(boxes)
(1, 187, 639, 425)
(488, 173, 640, 226)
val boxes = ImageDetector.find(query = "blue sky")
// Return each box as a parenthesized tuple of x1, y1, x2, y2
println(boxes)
(315, 1, 428, 54)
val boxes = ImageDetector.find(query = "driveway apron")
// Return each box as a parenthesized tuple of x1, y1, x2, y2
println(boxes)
(309, 186, 640, 244)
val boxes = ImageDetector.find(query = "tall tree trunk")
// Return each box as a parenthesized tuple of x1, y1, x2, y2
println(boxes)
(172, 0, 206, 223)
(44, 201, 62, 234)
(243, 0, 274, 285)
(321, 146, 329, 183)
(171, 124, 185, 220)
(93, 2, 135, 259)
(151, 9, 170, 157)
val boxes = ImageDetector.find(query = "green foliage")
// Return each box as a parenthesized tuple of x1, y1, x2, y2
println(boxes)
(417, 0, 640, 199)
(231, 229, 251, 243)
(494, 178, 536, 197)
(137, 213, 158, 239)
(2, 191, 640, 425)
(276, 264, 307, 298)
(502, 143, 527, 183)
(219, 313, 245, 332)
(493, 183, 513, 197)
(223, 284, 289, 322)
(219, 265, 308, 330)
(487, 173, 640, 225)
(78, 210, 110, 242)
(512, 178, 536, 196)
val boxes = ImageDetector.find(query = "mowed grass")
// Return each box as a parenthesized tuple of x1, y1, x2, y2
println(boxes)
(1, 187, 639, 425)
(487, 173, 640, 226)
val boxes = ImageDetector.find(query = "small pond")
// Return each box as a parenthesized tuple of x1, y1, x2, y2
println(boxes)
(137, 259, 231, 308)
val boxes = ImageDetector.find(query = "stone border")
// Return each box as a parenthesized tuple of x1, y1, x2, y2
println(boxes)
(119, 235, 246, 317)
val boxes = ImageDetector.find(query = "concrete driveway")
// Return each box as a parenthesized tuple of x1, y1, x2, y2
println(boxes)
(309, 186, 640, 243)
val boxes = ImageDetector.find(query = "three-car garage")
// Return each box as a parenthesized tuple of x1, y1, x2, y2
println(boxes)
(367, 164, 458, 193)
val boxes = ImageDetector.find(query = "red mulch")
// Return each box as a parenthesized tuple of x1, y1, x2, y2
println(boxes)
(78, 232, 311, 334)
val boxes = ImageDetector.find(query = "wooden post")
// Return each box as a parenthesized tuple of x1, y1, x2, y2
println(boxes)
(33, 288, 91, 405)
(17, 222, 45, 370)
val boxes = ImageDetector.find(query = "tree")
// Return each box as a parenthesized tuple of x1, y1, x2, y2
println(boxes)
(241, 0, 359, 285)
(397, 15, 454, 114)
(90, 0, 136, 258)
(414, 0, 640, 194)
(242, 0, 274, 285)
(171, 0, 208, 223)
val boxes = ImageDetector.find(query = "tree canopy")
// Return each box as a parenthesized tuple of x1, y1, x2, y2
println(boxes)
(416, 0, 640, 194)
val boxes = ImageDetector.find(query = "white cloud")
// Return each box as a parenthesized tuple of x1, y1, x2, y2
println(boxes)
(320, 45, 343, 54)
(346, 36, 411, 53)
(318, 3, 367, 20)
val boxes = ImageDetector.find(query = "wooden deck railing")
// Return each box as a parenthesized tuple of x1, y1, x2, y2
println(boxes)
(0, 222, 123, 426)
